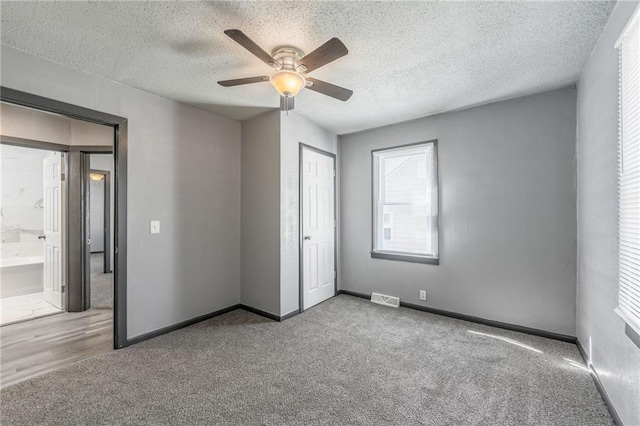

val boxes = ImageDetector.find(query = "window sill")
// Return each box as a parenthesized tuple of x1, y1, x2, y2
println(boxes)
(371, 251, 439, 265)
(615, 308, 640, 350)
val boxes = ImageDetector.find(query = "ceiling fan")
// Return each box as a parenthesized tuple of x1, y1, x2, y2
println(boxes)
(218, 30, 353, 112)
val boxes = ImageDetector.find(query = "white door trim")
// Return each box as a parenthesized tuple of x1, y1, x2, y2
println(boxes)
(299, 143, 337, 312)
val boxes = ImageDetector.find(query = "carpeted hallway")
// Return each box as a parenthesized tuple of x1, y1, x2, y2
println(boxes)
(90, 253, 113, 309)
(0, 295, 612, 425)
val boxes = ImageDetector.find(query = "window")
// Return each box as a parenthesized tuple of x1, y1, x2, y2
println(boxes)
(372, 141, 439, 264)
(616, 8, 640, 335)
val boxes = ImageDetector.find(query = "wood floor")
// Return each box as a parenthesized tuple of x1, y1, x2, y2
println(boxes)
(0, 309, 113, 388)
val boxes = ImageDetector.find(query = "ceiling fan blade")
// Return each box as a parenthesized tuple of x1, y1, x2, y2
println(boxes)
(306, 78, 353, 101)
(280, 96, 295, 111)
(298, 38, 348, 73)
(218, 76, 270, 87)
(224, 29, 275, 67)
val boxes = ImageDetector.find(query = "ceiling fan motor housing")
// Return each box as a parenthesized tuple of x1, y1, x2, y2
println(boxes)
(271, 46, 306, 72)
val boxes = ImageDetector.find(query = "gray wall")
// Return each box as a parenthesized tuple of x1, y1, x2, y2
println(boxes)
(1, 102, 113, 146)
(1, 45, 242, 339)
(241, 111, 282, 316)
(576, 2, 640, 424)
(280, 112, 337, 316)
(240, 110, 337, 317)
(339, 87, 577, 336)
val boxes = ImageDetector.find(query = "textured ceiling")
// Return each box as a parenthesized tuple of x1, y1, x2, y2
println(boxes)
(0, 1, 615, 134)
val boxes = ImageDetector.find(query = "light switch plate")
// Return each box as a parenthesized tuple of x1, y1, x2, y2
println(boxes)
(150, 220, 160, 234)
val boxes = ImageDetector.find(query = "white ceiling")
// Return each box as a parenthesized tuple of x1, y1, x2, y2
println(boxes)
(0, 1, 615, 134)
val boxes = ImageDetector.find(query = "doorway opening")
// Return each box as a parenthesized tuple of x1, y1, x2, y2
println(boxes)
(0, 144, 66, 325)
(89, 164, 113, 310)
(0, 91, 127, 387)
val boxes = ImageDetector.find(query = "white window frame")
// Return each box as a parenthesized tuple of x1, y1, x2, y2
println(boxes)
(371, 140, 439, 265)
(615, 5, 640, 337)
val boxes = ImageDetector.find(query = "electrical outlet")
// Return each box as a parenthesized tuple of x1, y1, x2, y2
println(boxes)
(419, 290, 427, 301)
(150, 220, 160, 234)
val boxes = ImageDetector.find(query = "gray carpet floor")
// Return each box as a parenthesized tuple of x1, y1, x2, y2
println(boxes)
(0, 295, 612, 425)
(90, 253, 113, 309)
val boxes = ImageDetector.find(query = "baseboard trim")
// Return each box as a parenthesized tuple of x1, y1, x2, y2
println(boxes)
(127, 302, 301, 346)
(127, 304, 240, 346)
(239, 304, 280, 321)
(338, 290, 577, 343)
(239, 304, 299, 322)
(576, 340, 624, 426)
(280, 309, 300, 321)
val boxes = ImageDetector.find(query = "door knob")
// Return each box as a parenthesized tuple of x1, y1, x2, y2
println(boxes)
(38, 235, 46, 240)
(304, 235, 312, 240)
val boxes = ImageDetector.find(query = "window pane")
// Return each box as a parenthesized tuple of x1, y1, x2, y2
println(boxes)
(381, 204, 430, 253)
(372, 142, 438, 259)
(384, 154, 428, 204)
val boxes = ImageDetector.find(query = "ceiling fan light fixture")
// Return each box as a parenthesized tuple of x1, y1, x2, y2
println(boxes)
(270, 70, 306, 97)
(219, 30, 352, 111)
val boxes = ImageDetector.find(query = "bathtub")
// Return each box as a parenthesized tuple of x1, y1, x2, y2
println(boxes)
(0, 256, 44, 298)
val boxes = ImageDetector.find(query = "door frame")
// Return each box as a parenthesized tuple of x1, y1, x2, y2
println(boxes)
(1, 87, 129, 349)
(68, 151, 113, 314)
(298, 143, 337, 313)
(89, 169, 112, 273)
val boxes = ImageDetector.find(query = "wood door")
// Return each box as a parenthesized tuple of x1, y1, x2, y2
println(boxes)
(43, 155, 64, 310)
(301, 147, 336, 310)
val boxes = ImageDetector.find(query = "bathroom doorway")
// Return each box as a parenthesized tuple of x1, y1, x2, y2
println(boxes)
(0, 144, 66, 325)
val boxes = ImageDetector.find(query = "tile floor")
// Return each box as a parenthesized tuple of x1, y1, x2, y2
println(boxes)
(0, 293, 62, 326)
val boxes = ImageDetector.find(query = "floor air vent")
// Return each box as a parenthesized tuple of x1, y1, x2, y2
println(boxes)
(371, 292, 400, 308)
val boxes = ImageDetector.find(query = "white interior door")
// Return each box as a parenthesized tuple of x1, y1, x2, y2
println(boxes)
(302, 147, 336, 310)
(43, 155, 64, 310)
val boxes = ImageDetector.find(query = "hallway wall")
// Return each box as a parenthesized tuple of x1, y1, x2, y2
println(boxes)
(0, 102, 113, 146)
